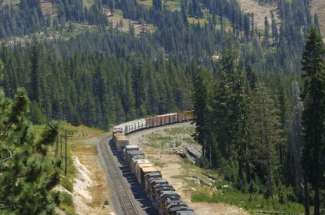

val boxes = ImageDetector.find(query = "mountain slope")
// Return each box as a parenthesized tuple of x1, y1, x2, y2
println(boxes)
(238, 0, 279, 30)
(311, 0, 325, 39)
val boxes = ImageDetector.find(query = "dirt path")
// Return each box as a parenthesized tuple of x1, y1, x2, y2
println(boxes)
(127, 124, 249, 215)
(72, 133, 115, 215)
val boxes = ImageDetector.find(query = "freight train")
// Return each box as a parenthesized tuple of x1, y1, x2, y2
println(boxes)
(112, 111, 194, 215)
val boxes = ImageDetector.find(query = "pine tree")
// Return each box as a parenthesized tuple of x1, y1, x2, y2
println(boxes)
(192, 68, 210, 164)
(30, 41, 41, 103)
(288, 81, 304, 199)
(271, 11, 278, 45)
(301, 28, 325, 215)
(0, 89, 60, 214)
(248, 84, 282, 197)
(153, 0, 162, 11)
(263, 16, 270, 47)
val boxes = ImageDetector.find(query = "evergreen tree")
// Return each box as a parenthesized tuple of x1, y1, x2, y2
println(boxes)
(288, 81, 303, 199)
(301, 28, 325, 215)
(0, 89, 60, 214)
(29, 41, 41, 103)
(271, 11, 278, 45)
(153, 0, 162, 11)
(263, 16, 270, 47)
(192, 68, 210, 163)
(248, 84, 282, 197)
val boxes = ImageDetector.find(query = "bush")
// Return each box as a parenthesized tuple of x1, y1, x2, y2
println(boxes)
(60, 192, 73, 206)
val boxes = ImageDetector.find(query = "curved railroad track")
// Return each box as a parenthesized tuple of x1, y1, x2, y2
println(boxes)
(97, 137, 145, 215)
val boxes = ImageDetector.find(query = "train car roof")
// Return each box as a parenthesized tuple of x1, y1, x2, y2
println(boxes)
(166, 200, 188, 209)
(146, 113, 177, 119)
(150, 178, 168, 184)
(127, 150, 144, 155)
(155, 185, 175, 192)
(123, 119, 146, 126)
(133, 159, 150, 164)
(168, 206, 192, 213)
(125, 145, 139, 149)
(154, 183, 172, 188)
(130, 155, 146, 161)
(137, 163, 154, 169)
(145, 172, 162, 178)
(141, 166, 158, 173)
(176, 210, 195, 215)
(160, 191, 180, 198)
(157, 113, 177, 117)
(115, 135, 128, 141)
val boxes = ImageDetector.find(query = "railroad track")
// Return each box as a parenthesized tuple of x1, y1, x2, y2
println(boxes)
(98, 137, 144, 215)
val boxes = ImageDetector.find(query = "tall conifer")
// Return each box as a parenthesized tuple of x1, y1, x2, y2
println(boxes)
(301, 28, 325, 215)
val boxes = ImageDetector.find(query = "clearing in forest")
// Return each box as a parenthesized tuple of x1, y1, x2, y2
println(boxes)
(311, 0, 325, 40)
(237, 0, 279, 31)
(40, 0, 57, 17)
(106, 9, 156, 34)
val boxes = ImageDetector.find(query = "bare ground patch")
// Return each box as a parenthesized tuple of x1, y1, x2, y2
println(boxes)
(69, 125, 114, 215)
(40, 0, 57, 17)
(72, 141, 113, 215)
(104, 8, 156, 35)
(237, 0, 279, 31)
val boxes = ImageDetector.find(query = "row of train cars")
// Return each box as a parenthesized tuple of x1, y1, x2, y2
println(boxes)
(112, 111, 195, 215)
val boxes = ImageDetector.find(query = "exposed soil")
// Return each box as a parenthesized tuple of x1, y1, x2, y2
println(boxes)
(40, 0, 57, 17)
(105, 8, 156, 35)
(71, 130, 115, 215)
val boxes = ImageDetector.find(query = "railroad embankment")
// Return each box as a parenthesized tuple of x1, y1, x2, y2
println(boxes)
(66, 124, 114, 215)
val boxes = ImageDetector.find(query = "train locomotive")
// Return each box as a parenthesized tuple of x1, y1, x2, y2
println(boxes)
(112, 111, 194, 215)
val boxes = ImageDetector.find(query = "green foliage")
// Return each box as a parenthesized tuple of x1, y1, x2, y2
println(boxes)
(59, 192, 75, 215)
(191, 189, 304, 214)
(301, 28, 325, 215)
(0, 0, 321, 212)
(0, 89, 60, 214)
(192, 49, 301, 206)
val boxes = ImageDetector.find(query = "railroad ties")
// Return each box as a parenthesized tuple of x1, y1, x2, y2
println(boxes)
(98, 139, 146, 215)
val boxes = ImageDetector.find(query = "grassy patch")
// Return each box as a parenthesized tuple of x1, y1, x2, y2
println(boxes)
(1, 0, 20, 6)
(146, 132, 174, 148)
(145, 126, 196, 149)
(0, 22, 102, 46)
(188, 17, 209, 25)
(108, 9, 156, 34)
(137, 0, 152, 8)
(165, 0, 181, 11)
(83, 0, 95, 9)
(59, 192, 76, 215)
(192, 188, 304, 214)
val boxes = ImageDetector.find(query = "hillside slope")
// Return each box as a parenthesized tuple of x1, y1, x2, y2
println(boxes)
(311, 0, 325, 39)
(238, 0, 279, 30)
